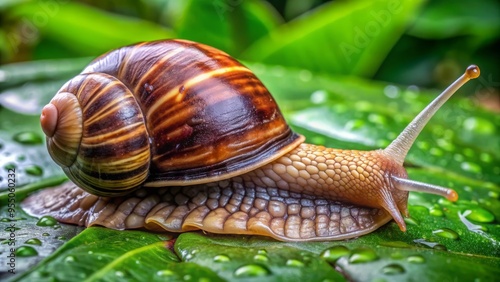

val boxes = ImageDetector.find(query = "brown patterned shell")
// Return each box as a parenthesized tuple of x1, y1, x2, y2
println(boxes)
(43, 39, 304, 196)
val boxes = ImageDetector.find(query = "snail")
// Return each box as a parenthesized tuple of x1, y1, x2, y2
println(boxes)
(23, 39, 480, 241)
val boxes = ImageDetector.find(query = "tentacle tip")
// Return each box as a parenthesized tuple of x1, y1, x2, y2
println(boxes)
(40, 103, 58, 137)
(466, 65, 480, 79)
(446, 189, 459, 202)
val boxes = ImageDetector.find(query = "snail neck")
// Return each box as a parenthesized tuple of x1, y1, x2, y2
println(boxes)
(247, 143, 406, 208)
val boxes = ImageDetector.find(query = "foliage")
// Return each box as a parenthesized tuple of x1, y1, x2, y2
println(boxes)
(0, 0, 499, 281)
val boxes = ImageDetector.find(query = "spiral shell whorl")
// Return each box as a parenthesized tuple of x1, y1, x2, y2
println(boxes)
(43, 73, 151, 196)
(42, 92, 83, 168)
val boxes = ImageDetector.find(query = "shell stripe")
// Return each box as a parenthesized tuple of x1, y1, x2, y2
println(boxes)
(132, 46, 186, 95)
(146, 65, 253, 120)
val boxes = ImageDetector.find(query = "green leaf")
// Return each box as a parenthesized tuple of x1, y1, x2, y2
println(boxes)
(241, 0, 426, 77)
(174, 232, 345, 281)
(6, 1, 175, 57)
(11, 227, 222, 282)
(175, 0, 282, 55)
(1, 56, 499, 281)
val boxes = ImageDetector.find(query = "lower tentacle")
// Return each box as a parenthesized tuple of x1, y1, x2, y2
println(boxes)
(22, 180, 391, 242)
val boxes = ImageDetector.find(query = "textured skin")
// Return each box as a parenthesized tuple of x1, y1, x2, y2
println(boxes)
(23, 144, 406, 241)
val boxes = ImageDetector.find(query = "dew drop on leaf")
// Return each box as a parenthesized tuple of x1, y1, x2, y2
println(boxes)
(464, 208, 495, 223)
(234, 264, 271, 277)
(13, 131, 43, 145)
(429, 207, 444, 217)
(310, 90, 328, 104)
(253, 254, 269, 262)
(348, 248, 378, 263)
(36, 216, 58, 227)
(406, 255, 426, 264)
(286, 259, 304, 267)
(463, 117, 496, 134)
(25, 164, 43, 176)
(384, 85, 400, 99)
(460, 162, 482, 173)
(381, 263, 405, 275)
(25, 238, 42, 245)
(257, 249, 267, 255)
(42, 232, 50, 236)
(320, 245, 350, 263)
(115, 271, 125, 278)
(213, 254, 230, 262)
(403, 216, 419, 226)
(16, 246, 38, 257)
(64, 255, 76, 263)
(156, 270, 175, 277)
(432, 228, 459, 240)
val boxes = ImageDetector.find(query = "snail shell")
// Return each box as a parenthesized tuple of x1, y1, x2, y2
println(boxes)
(24, 40, 479, 241)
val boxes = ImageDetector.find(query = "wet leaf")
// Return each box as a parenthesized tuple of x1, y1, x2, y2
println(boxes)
(1, 54, 499, 281)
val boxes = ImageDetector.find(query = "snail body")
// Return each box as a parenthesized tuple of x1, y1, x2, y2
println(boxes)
(24, 40, 479, 241)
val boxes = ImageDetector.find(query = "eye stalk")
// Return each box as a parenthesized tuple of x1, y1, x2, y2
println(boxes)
(378, 65, 480, 231)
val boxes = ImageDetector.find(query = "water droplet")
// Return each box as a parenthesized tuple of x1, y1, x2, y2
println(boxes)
(25, 164, 43, 176)
(429, 207, 443, 217)
(16, 246, 38, 257)
(461, 162, 482, 173)
(404, 216, 419, 226)
(253, 254, 269, 262)
(115, 271, 125, 277)
(56, 235, 67, 240)
(379, 241, 411, 248)
(432, 228, 459, 240)
(348, 248, 378, 263)
(463, 117, 495, 134)
(286, 259, 304, 267)
(5, 226, 20, 231)
(213, 254, 230, 262)
(257, 249, 267, 255)
(407, 255, 425, 264)
(381, 263, 405, 275)
(157, 270, 175, 276)
(234, 264, 271, 277)
(88, 251, 93, 255)
(17, 155, 26, 161)
(465, 208, 495, 223)
(320, 246, 350, 263)
(36, 216, 58, 226)
(4, 163, 16, 171)
(299, 70, 312, 82)
(64, 255, 76, 263)
(183, 274, 192, 280)
(310, 90, 328, 104)
(13, 132, 43, 145)
(42, 232, 50, 236)
(384, 85, 400, 98)
(25, 238, 42, 246)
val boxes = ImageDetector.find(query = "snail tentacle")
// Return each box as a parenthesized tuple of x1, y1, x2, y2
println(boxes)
(384, 65, 480, 165)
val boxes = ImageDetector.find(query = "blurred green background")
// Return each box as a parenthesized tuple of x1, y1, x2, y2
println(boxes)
(1, 0, 499, 106)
